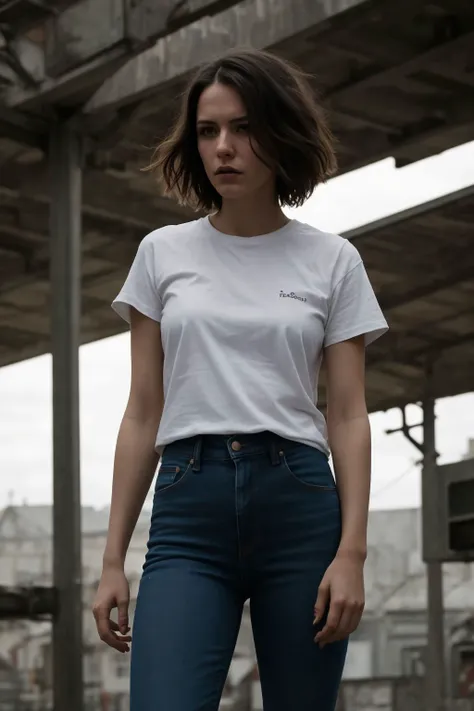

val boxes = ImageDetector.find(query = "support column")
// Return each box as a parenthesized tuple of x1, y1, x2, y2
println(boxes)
(49, 120, 84, 711)
(421, 362, 446, 711)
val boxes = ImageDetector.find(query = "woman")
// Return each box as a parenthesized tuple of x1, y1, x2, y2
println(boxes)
(93, 47, 388, 710)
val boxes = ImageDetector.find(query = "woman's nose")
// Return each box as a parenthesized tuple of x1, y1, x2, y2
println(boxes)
(216, 131, 234, 156)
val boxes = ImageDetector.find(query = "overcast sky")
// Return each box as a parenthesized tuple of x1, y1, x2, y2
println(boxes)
(1, 142, 474, 512)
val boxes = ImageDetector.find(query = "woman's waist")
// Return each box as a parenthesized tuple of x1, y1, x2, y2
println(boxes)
(160, 430, 327, 463)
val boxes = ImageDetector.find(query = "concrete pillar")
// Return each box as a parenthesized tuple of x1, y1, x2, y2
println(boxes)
(421, 362, 446, 711)
(49, 119, 84, 711)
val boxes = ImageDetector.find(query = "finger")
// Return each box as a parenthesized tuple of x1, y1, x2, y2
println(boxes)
(110, 619, 131, 635)
(117, 598, 129, 635)
(100, 626, 132, 652)
(105, 633, 131, 653)
(315, 600, 343, 647)
(328, 606, 353, 643)
(313, 583, 330, 626)
(326, 601, 364, 644)
(95, 607, 131, 652)
(347, 604, 364, 636)
(105, 620, 132, 642)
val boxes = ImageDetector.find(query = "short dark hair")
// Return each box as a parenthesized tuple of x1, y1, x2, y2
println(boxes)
(146, 47, 337, 211)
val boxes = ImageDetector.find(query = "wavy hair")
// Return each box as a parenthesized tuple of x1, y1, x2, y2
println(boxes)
(145, 47, 337, 211)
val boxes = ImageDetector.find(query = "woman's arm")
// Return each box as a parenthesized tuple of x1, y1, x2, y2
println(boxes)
(325, 334, 371, 560)
(313, 334, 369, 647)
(103, 307, 164, 569)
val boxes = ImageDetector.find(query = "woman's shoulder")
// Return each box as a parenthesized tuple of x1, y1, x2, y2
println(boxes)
(291, 220, 359, 266)
(142, 218, 203, 248)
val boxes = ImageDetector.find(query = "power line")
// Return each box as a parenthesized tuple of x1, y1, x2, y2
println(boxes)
(370, 461, 419, 499)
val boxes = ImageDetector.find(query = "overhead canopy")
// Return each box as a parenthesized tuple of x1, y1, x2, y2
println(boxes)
(79, 0, 474, 174)
(335, 186, 474, 413)
(1, 0, 474, 412)
(1, 178, 473, 414)
(1, 0, 474, 170)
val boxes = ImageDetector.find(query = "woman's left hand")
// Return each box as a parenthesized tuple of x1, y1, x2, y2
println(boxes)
(313, 551, 365, 648)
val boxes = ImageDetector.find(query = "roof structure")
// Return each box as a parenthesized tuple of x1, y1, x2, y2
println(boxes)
(1, 0, 474, 413)
(2, 181, 473, 414)
(334, 186, 474, 413)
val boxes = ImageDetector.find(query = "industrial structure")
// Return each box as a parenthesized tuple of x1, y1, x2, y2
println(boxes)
(1, 503, 474, 710)
(1, 1, 474, 710)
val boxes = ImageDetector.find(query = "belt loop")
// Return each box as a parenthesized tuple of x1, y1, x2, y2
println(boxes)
(191, 435, 202, 472)
(269, 439, 281, 467)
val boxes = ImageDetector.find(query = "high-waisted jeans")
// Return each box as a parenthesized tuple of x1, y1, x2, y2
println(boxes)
(130, 431, 348, 710)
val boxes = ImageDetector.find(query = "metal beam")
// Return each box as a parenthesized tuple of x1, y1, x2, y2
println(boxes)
(331, 106, 398, 134)
(344, 184, 474, 243)
(0, 161, 188, 230)
(0, 32, 44, 88)
(336, 102, 474, 174)
(4, 0, 245, 109)
(368, 330, 474, 370)
(0, 106, 48, 148)
(0, 586, 58, 620)
(326, 31, 474, 105)
(49, 119, 84, 711)
(0, 0, 77, 35)
(82, 0, 474, 118)
(127, 0, 249, 45)
(83, 0, 373, 114)
(44, 0, 130, 77)
(5, 46, 128, 109)
(44, 0, 244, 76)
(378, 262, 474, 312)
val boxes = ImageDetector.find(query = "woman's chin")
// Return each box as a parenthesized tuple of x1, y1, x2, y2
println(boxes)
(215, 184, 249, 200)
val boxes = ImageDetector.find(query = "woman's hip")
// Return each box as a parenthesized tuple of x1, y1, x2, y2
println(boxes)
(144, 431, 341, 576)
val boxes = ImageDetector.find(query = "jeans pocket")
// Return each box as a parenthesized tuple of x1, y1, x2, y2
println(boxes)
(280, 445, 336, 491)
(155, 457, 192, 493)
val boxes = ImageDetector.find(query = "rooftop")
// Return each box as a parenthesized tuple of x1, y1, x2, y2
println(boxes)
(0, 503, 150, 538)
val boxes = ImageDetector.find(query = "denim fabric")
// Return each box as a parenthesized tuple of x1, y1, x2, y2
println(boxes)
(130, 431, 348, 710)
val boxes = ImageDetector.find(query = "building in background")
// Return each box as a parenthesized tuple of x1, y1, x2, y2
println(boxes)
(1, 500, 474, 710)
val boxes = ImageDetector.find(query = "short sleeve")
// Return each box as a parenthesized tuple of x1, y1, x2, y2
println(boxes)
(112, 236, 162, 324)
(324, 243, 388, 348)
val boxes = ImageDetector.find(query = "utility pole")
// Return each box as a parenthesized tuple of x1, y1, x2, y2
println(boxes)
(386, 361, 446, 711)
(421, 362, 446, 711)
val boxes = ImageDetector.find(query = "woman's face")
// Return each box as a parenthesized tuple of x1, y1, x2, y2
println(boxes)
(196, 82, 275, 204)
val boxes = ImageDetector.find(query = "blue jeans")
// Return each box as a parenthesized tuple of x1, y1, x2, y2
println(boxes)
(131, 431, 348, 710)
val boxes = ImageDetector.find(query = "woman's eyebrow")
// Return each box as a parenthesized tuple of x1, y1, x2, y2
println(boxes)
(197, 115, 248, 125)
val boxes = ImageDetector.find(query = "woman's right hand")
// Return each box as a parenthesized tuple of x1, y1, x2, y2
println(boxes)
(92, 565, 132, 653)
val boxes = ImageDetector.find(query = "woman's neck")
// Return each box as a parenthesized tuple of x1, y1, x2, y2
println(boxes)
(210, 200, 290, 238)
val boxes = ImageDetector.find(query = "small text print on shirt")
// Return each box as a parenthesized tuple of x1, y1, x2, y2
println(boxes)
(279, 290, 308, 303)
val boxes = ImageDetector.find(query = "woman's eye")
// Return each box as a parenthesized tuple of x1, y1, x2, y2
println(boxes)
(198, 127, 215, 137)
(197, 124, 249, 137)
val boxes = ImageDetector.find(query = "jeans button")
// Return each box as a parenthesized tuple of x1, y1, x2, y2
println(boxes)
(231, 441, 242, 452)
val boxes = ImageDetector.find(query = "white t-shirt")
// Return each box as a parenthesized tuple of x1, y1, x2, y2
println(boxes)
(112, 216, 388, 455)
